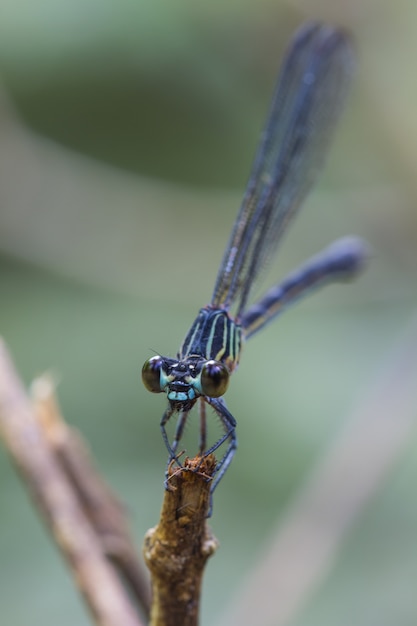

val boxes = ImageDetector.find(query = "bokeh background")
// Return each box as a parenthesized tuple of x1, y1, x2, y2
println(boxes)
(0, 1, 416, 625)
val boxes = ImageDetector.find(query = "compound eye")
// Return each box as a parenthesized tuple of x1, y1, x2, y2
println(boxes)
(142, 356, 164, 393)
(200, 360, 229, 398)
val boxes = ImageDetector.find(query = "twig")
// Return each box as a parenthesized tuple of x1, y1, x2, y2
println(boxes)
(143, 455, 219, 626)
(0, 339, 146, 626)
(32, 375, 152, 618)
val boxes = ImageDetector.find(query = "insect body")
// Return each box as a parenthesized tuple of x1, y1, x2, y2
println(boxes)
(142, 22, 367, 506)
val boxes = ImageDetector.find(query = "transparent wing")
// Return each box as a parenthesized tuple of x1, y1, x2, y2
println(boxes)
(210, 22, 355, 316)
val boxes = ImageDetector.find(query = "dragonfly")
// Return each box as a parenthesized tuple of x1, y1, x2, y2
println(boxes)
(142, 22, 367, 505)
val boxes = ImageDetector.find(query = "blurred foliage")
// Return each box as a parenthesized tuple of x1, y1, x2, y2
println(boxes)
(0, 1, 416, 625)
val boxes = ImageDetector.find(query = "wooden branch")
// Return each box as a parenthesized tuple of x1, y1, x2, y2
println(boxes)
(0, 338, 220, 625)
(0, 339, 147, 626)
(32, 376, 151, 617)
(143, 455, 219, 626)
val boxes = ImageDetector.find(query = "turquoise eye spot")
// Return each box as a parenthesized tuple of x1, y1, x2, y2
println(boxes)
(160, 371, 174, 391)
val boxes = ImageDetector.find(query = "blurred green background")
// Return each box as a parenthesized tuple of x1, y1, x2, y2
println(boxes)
(0, 1, 416, 625)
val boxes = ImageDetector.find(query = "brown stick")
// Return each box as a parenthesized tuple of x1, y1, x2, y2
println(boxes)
(0, 339, 146, 626)
(32, 376, 151, 617)
(143, 455, 219, 626)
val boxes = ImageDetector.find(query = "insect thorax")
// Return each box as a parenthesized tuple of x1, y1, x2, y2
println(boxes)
(179, 307, 242, 372)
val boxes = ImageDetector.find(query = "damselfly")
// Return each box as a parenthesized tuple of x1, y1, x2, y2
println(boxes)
(142, 22, 367, 504)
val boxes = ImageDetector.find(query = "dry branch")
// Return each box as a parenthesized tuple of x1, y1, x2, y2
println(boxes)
(32, 376, 151, 616)
(143, 455, 218, 626)
(0, 339, 148, 626)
